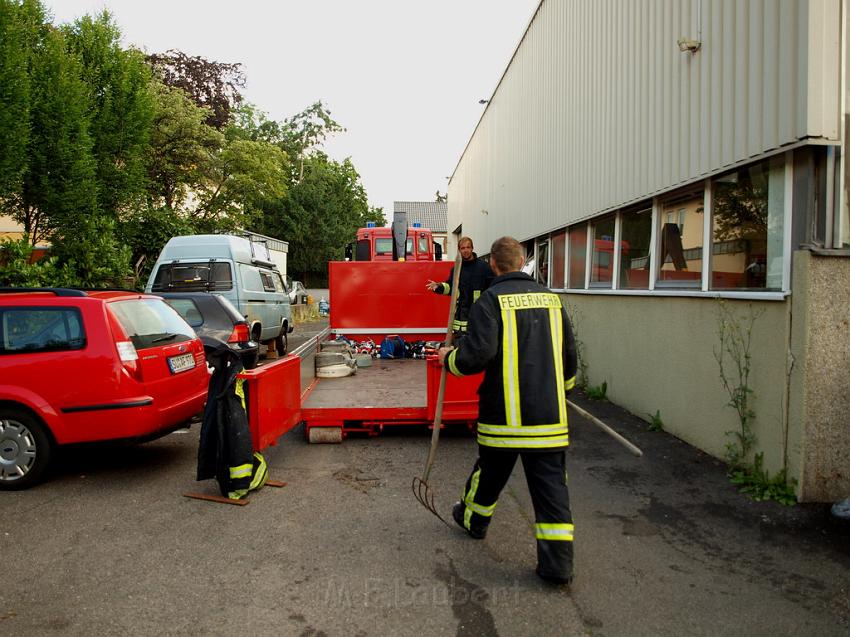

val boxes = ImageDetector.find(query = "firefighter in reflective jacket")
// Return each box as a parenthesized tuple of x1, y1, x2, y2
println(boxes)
(438, 236, 578, 585)
(426, 236, 494, 335)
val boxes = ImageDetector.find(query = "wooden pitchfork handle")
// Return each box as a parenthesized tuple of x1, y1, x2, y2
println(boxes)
(421, 249, 463, 483)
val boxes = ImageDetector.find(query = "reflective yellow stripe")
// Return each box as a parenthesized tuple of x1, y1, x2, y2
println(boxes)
(498, 293, 562, 311)
(249, 452, 268, 491)
(467, 500, 496, 517)
(228, 489, 248, 500)
(477, 422, 568, 436)
(452, 319, 467, 332)
(229, 463, 252, 479)
(439, 283, 450, 295)
(235, 377, 246, 410)
(549, 307, 567, 425)
(565, 376, 576, 391)
(447, 349, 463, 376)
(463, 468, 482, 529)
(535, 523, 574, 541)
(502, 307, 520, 426)
(473, 289, 481, 302)
(477, 433, 569, 449)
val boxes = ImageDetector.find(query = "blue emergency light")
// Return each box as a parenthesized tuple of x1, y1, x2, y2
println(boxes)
(366, 222, 376, 228)
(413, 222, 421, 228)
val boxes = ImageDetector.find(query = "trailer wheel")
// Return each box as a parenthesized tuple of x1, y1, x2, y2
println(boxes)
(308, 427, 343, 444)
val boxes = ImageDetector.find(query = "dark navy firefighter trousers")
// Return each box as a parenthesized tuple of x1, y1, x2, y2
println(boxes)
(458, 445, 575, 580)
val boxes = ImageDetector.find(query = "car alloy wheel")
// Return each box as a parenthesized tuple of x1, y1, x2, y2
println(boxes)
(0, 409, 52, 490)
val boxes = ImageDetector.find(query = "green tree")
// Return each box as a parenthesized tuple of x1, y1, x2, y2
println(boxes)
(49, 215, 131, 287)
(117, 205, 194, 286)
(0, 0, 39, 200)
(62, 11, 154, 216)
(192, 133, 289, 232)
(15, 25, 99, 246)
(0, 236, 70, 287)
(146, 49, 245, 130)
(145, 78, 222, 212)
(278, 101, 344, 182)
(235, 101, 384, 283)
(260, 152, 384, 281)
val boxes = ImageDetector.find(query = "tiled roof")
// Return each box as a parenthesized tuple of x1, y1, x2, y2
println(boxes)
(393, 201, 448, 233)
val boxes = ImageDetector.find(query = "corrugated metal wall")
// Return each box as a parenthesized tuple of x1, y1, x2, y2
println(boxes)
(449, 0, 841, 246)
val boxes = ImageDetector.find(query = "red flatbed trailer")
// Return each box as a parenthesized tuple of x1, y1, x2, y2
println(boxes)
(239, 260, 483, 447)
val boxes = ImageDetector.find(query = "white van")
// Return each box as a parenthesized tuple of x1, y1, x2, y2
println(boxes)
(146, 234, 294, 353)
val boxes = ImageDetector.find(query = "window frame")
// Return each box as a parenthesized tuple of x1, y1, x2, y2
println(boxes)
(543, 154, 794, 301)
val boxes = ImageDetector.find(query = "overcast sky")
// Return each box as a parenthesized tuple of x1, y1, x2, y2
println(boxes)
(47, 0, 539, 216)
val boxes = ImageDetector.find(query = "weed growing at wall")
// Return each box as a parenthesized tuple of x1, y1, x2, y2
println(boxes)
(646, 410, 664, 432)
(714, 300, 796, 505)
(586, 381, 608, 401)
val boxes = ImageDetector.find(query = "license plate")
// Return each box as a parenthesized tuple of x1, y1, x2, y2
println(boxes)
(168, 353, 196, 374)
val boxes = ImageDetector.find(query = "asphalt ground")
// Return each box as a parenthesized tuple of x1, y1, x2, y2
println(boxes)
(3, 318, 848, 636)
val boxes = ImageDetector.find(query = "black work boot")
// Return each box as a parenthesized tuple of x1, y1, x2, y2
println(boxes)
(452, 502, 487, 539)
(535, 567, 573, 586)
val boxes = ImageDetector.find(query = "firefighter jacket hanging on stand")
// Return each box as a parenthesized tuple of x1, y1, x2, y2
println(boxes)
(197, 341, 268, 499)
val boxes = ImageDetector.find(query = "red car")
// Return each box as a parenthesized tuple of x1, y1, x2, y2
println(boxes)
(0, 288, 209, 489)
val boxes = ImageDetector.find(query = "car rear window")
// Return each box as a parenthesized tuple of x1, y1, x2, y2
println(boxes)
(0, 307, 85, 354)
(150, 262, 233, 292)
(109, 299, 196, 350)
(163, 298, 204, 328)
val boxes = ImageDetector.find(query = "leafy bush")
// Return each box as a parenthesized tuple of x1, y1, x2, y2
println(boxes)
(0, 238, 70, 287)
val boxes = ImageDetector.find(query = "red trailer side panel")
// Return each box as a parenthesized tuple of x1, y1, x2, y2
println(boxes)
(240, 354, 302, 451)
(329, 261, 454, 341)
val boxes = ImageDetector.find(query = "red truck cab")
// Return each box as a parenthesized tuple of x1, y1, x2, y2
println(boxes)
(346, 222, 442, 262)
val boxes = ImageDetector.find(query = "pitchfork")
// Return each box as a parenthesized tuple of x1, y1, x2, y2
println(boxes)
(412, 249, 463, 526)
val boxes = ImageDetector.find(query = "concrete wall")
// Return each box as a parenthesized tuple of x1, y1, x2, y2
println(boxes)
(790, 251, 850, 500)
(563, 294, 795, 482)
(564, 259, 850, 503)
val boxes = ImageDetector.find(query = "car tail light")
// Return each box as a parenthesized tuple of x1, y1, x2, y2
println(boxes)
(116, 340, 141, 377)
(116, 341, 138, 362)
(228, 323, 250, 343)
(192, 339, 206, 365)
(106, 309, 142, 379)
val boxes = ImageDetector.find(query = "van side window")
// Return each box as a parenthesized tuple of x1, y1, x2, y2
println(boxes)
(260, 271, 276, 292)
(272, 273, 286, 294)
(1, 308, 86, 354)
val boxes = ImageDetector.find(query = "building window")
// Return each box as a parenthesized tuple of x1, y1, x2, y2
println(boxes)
(657, 189, 704, 286)
(551, 231, 566, 289)
(711, 156, 785, 290)
(619, 206, 652, 289)
(536, 237, 550, 286)
(590, 216, 615, 287)
(568, 224, 587, 289)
